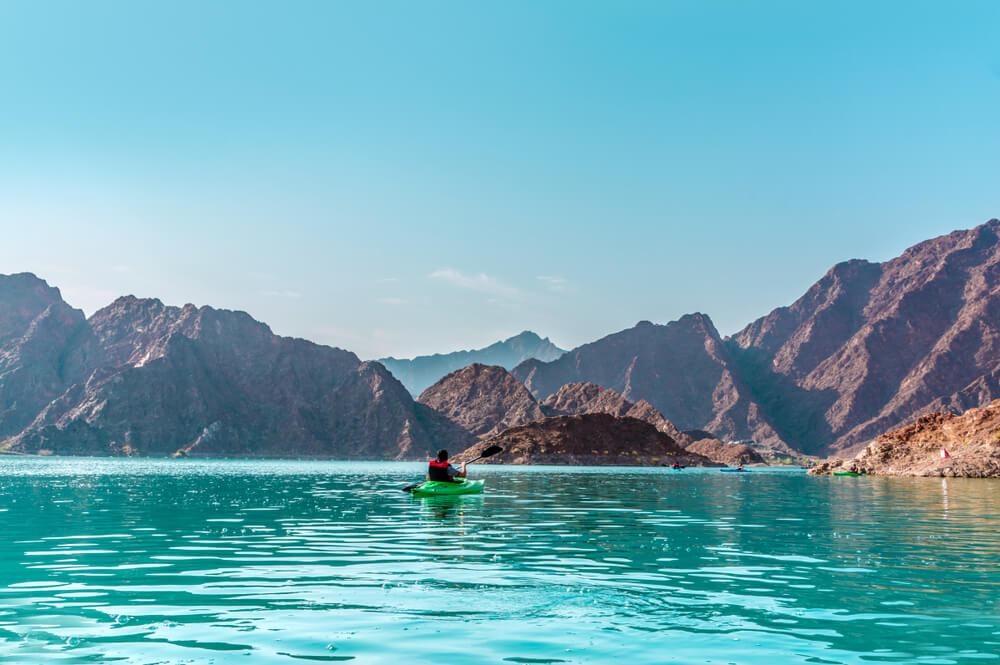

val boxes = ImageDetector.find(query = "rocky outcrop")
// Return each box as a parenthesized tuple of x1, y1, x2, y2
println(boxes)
(379, 331, 564, 395)
(513, 317, 790, 454)
(1, 287, 464, 459)
(685, 437, 765, 466)
(732, 218, 1000, 455)
(416, 363, 544, 439)
(453, 413, 720, 466)
(810, 399, 1000, 477)
(541, 381, 695, 445)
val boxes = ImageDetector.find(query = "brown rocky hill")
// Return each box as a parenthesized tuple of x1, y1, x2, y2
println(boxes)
(541, 381, 694, 446)
(512, 315, 789, 454)
(0, 287, 464, 458)
(685, 437, 765, 466)
(417, 363, 543, 439)
(810, 399, 1000, 477)
(731, 218, 1000, 455)
(453, 413, 719, 467)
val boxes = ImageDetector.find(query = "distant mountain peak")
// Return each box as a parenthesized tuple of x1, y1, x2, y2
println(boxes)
(377, 331, 565, 395)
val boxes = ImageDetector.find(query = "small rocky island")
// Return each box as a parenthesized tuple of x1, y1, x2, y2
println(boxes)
(810, 399, 1000, 477)
(685, 437, 765, 466)
(453, 413, 721, 467)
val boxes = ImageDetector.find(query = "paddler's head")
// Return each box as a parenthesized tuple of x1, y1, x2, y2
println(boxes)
(436, 449, 449, 463)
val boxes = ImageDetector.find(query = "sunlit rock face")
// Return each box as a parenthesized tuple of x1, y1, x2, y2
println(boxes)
(1, 284, 464, 458)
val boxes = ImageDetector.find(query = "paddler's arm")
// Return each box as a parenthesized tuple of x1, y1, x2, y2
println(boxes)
(458, 461, 467, 478)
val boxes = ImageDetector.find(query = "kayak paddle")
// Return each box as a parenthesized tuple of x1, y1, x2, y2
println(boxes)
(466, 444, 503, 464)
(401, 444, 504, 492)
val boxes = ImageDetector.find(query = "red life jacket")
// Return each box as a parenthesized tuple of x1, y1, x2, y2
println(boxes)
(428, 459, 453, 482)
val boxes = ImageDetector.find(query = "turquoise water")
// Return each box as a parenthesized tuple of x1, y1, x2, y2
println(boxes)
(1, 459, 998, 664)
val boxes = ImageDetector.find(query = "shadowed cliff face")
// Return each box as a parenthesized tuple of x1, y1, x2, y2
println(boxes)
(731, 218, 1000, 454)
(1, 288, 464, 458)
(416, 363, 543, 439)
(0, 274, 93, 439)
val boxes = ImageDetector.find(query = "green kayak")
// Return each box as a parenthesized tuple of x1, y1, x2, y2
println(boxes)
(410, 479, 485, 496)
(832, 471, 866, 476)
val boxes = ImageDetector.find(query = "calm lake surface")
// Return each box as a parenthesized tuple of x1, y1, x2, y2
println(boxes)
(1, 459, 998, 664)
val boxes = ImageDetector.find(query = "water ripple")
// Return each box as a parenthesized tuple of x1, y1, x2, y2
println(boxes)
(1, 459, 998, 664)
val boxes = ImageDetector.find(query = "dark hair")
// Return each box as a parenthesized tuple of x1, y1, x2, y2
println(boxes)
(436, 449, 448, 462)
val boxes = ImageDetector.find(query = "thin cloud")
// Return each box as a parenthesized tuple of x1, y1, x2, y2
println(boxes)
(378, 297, 406, 305)
(537, 275, 568, 292)
(429, 268, 519, 298)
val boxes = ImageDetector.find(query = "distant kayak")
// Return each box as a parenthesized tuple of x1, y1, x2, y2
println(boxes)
(720, 468, 748, 473)
(832, 471, 866, 476)
(409, 479, 486, 496)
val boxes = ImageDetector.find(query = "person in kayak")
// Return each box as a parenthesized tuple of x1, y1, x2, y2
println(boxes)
(428, 449, 467, 483)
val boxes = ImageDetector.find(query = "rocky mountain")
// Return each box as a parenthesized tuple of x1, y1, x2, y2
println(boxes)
(810, 399, 1000, 477)
(378, 331, 564, 395)
(731, 218, 1000, 455)
(416, 363, 543, 440)
(513, 315, 789, 454)
(510, 219, 1000, 457)
(6, 219, 1000, 461)
(452, 413, 719, 467)
(539, 381, 769, 463)
(0, 281, 464, 458)
(0, 274, 94, 440)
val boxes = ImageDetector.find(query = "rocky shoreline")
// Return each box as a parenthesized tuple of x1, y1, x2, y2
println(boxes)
(810, 400, 1000, 477)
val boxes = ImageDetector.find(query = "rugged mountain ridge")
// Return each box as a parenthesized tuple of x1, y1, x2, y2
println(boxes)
(0, 280, 463, 458)
(416, 363, 543, 440)
(379, 331, 564, 395)
(512, 314, 789, 454)
(5, 218, 1000, 460)
(731, 218, 1000, 454)
(510, 219, 1000, 456)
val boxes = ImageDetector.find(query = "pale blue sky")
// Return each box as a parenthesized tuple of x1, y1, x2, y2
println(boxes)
(1, 1, 998, 358)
